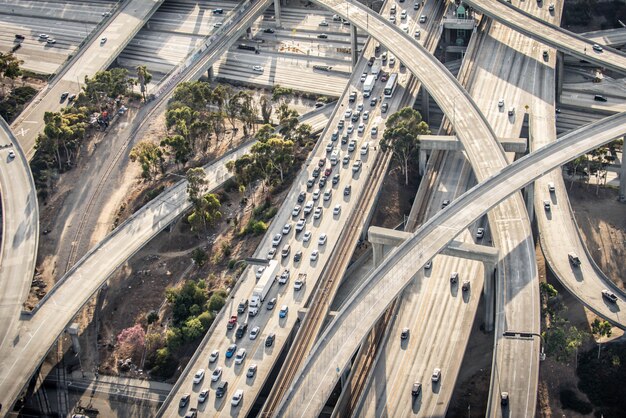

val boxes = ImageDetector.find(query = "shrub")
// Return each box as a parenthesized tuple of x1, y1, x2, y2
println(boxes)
(146, 311, 159, 324)
(208, 293, 226, 312)
(559, 389, 593, 414)
(191, 248, 208, 267)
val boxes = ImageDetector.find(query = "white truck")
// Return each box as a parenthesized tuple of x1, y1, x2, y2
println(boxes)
(370, 59, 382, 79)
(363, 74, 376, 97)
(250, 260, 278, 307)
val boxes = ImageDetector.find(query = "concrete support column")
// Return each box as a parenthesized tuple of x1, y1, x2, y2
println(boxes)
(619, 145, 626, 202)
(483, 263, 495, 332)
(274, 0, 281, 27)
(67, 323, 81, 354)
(524, 182, 535, 222)
(246, 27, 252, 40)
(421, 88, 430, 123)
(419, 150, 427, 176)
(351, 24, 358, 66)
(556, 51, 564, 99)
(372, 243, 384, 268)
(206, 65, 214, 81)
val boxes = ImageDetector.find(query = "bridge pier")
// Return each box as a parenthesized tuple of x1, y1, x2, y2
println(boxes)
(556, 51, 564, 99)
(372, 242, 384, 268)
(418, 150, 427, 176)
(523, 181, 535, 222)
(274, 0, 281, 27)
(67, 323, 81, 354)
(420, 88, 430, 123)
(246, 27, 252, 40)
(351, 24, 358, 66)
(483, 262, 495, 332)
(619, 145, 626, 202)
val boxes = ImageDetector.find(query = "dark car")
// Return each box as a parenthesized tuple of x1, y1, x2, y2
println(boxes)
(332, 174, 340, 184)
(319, 176, 327, 187)
(412, 382, 422, 397)
(179, 393, 191, 408)
(265, 333, 275, 347)
(307, 178, 315, 188)
(264, 28, 275, 33)
(381, 103, 389, 113)
(324, 167, 332, 177)
(317, 34, 328, 39)
(15, 34, 25, 40)
(297, 191, 306, 203)
(212, 8, 224, 14)
(312, 167, 321, 178)
(368, 56, 375, 66)
(318, 157, 326, 167)
(344, 185, 351, 195)
(293, 251, 302, 262)
(401, 328, 409, 340)
(235, 323, 248, 339)
(216, 381, 228, 398)
(594, 95, 608, 102)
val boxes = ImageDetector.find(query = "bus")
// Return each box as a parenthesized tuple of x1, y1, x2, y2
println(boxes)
(384, 73, 398, 98)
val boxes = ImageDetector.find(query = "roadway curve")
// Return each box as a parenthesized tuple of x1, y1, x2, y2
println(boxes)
(294, 0, 540, 416)
(276, 111, 626, 417)
(0, 118, 38, 353)
(464, 0, 626, 74)
(0, 105, 328, 414)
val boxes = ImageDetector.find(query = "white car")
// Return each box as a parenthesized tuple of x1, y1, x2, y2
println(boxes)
(267, 248, 277, 259)
(294, 277, 305, 290)
(8, 150, 16, 160)
(255, 266, 265, 279)
(347, 124, 354, 134)
(312, 189, 321, 200)
(234, 348, 247, 364)
(313, 207, 323, 219)
(358, 123, 365, 133)
(498, 98, 504, 108)
(198, 388, 209, 403)
(333, 205, 341, 215)
(389, 15, 396, 23)
(363, 110, 370, 120)
(371, 126, 378, 136)
(326, 142, 334, 152)
(319, 19, 329, 26)
(249, 326, 260, 339)
(318, 233, 328, 246)
(352, 160, 362, 172)
(414, 30, 421, 38)
(100, 37, 107, 45)
(310, 250, 319, 261)
(209, 349, 219, 363)
(292, 205, 301, 216)
(295, 218, 306, 232)
(193, 369, 205, 384)
(303, 231, 312, 242)
(38, 34, 48, 39)
(360, 73, 367, 82)
(432, 368, 441, 382)
(419, 14, 427, 23)
(231, 389, 244, 406)
(252, 65, 264, 72)
(323, 189, 332, 201)
(278, 269, 290, 284)
(401, 10, 407, 19)
(272, 233, 282, 247)
(389, 56, 396, 66)
(282, 223, 292, 234)
(211, 367, 222, 382)
(476, 228, 485, 239)
(356, 102, 364, 112)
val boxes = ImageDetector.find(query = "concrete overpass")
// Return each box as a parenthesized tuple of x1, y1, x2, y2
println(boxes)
(0, 118, 38, 356)
(582, 27, 626, 47)
(10, 0, 166, 158)
(276, 111, 626, 417)
(464, 0, 626, 74)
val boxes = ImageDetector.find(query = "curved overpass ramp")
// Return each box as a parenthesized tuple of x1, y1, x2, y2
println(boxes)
(464, 0, 626, 74)
(0, 118, 38, 352)
(276, 112, 626, 417)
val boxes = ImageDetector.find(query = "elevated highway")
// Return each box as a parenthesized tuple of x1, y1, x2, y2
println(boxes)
(11, 0, 166, 157)
(0, 118, 38, 355)
(582, 27, 626, 47)
(276, 111, 626, 417)
(464, 0, 626, 74)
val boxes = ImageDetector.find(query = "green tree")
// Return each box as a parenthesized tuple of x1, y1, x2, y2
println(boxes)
(188, 193, 222, 234)
(260, 94, 273, 124)
(207, 293, 226, 312)
(381, 107, 430, 185)
(277, 104, 299, 139)
(161, 134, 191, 168)
(191, 248, 208, 267)
(129, 140, 165, 180)
(591, 318, 612, 358)
(136, 65, 152, 101)
(182, 317, 204, 341)
(271, 84, 293, 103)
(293, 123, 312, 146)
(186, 167, 207, 209)
(0, 52, 23, 94)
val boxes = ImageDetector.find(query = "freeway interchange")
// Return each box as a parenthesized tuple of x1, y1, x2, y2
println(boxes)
(1, 0, 625, 417)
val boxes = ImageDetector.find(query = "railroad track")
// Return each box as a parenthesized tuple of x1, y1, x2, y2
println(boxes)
(262, 147, 392, 416)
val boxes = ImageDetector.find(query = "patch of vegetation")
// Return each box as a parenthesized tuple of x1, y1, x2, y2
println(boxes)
(0, 85, 37, 123)
(577, 343, 626, 416)
(559, 389, 593, 415)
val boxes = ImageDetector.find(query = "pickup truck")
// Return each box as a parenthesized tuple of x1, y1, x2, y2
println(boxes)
(294, 274, 306, 291)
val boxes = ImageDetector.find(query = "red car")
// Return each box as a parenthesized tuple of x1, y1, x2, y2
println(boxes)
(324, 167, 332, 177)
(227, 315, 237, 329)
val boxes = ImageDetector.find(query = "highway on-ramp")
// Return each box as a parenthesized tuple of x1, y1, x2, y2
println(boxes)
(276, 111, 626, 417)
(464, 0, 626, 74)
(0, 118, 39, 358)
